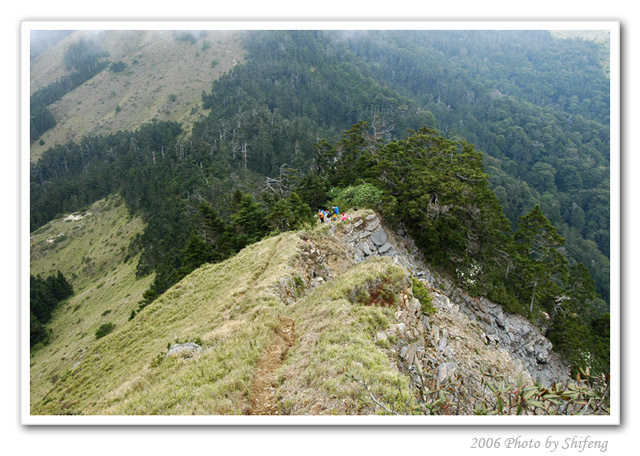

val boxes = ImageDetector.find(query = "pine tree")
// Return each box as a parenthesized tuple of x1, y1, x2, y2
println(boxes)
(230, 191, 270, 250)
(511, 205, 568, 317)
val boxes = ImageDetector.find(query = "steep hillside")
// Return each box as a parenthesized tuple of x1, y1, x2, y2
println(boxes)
(31, 210, 606, 416)
(30, 30, 245, 161)
(29, 30, 611, 307)
(29, 195, 154, 404)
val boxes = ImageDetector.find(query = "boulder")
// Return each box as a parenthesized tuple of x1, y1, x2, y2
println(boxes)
(378, 242, 393, 254)
(166, 342, 202, 358)
(375, 330, 388, 342)
(370, 227, 388, 246)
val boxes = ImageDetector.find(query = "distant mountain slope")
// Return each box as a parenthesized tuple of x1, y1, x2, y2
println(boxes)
(29, 195, 154, 404)
(29, 30, 245, 161)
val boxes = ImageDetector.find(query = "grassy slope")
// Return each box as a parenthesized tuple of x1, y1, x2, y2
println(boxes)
(30, 220, 415, 415)
(30, 30, 246, 161)
(29, 195, 154, 405)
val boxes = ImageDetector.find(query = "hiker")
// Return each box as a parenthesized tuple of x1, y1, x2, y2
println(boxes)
(341, 212, 348, 221)
(318, 210, 325, 223)
(332, 213, 337, 222)
(334, 205, 340, 216)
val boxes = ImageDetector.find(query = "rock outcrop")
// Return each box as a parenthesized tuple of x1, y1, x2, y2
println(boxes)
(329, 210, 570, 387)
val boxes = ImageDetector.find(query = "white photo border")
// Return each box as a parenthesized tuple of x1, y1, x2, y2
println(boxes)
(21, 20, 620, 426)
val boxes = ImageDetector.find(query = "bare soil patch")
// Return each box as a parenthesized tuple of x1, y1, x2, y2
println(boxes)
(250, 316, 296, 415)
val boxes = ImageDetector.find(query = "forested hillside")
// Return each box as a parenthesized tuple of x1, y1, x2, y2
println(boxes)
(341, 31, 610, 301)
(30, 29, 611, 380)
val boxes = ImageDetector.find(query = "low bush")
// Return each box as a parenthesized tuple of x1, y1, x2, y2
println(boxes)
(95, 322, 116, 339)
(411, 277, 436, 315)
(329, 183, 385, 212)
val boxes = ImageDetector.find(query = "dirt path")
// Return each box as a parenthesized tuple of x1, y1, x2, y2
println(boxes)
(249, 316, 296, 415)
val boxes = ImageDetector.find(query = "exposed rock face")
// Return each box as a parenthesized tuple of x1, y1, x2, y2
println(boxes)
(450, 293, 568, 386)
(330, 210, 570, 387)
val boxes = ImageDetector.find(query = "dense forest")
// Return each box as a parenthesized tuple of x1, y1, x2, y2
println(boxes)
(30, 30, 611, 376)
(30, 271, 74, 346)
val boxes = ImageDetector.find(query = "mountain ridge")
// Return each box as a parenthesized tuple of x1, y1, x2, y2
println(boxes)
(30, 207, 596, 416)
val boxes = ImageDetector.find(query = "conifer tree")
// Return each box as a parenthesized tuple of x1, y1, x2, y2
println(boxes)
(511, 205, 568, 317)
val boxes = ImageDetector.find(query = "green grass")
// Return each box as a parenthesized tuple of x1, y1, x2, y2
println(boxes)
(30, 208, 418, 415)
(277, 258, 416, 415)
(31, 230, 304, 415)
(29, 195, 155, 407)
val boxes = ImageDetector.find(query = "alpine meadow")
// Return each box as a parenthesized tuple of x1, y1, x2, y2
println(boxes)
(28, 28, 613, 418)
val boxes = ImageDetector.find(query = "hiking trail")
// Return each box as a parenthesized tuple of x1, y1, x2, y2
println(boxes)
(249, 316, 296, 415)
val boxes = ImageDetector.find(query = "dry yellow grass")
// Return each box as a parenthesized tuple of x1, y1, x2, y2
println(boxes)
(30, 209, 420, 416)
(31, 230, 303, 415)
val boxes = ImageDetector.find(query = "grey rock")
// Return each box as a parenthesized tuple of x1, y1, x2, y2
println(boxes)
(408, 298, 422, 314)
(366, 238, 376, 252)
(438, 329, 449, 352)
(422, 317, 431, 334)
(536, 351, 549, 364)
(359, 242, 371, 256)
(437, 362, 457, 383)
(366, 214, 376, 221)
(375, 330, 388, 342)
(353, 219, 364, 229)
(365, 218, 380, 231)
(378, 242, 393, 254)
(370, 227, 388, 246)
(166, 342, 202, 358)
(432, 293, 452, 310)
(404, 345, 417, 365)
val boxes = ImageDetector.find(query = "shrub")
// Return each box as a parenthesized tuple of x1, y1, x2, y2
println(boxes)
(329, 183, 385, 212)
(411, 277, 436, 315)
(95, 322, 115, 339)
(110, 61, 126, 72)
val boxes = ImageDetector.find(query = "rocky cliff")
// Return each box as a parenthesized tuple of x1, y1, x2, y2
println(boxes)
(325, 210, 570, 388)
